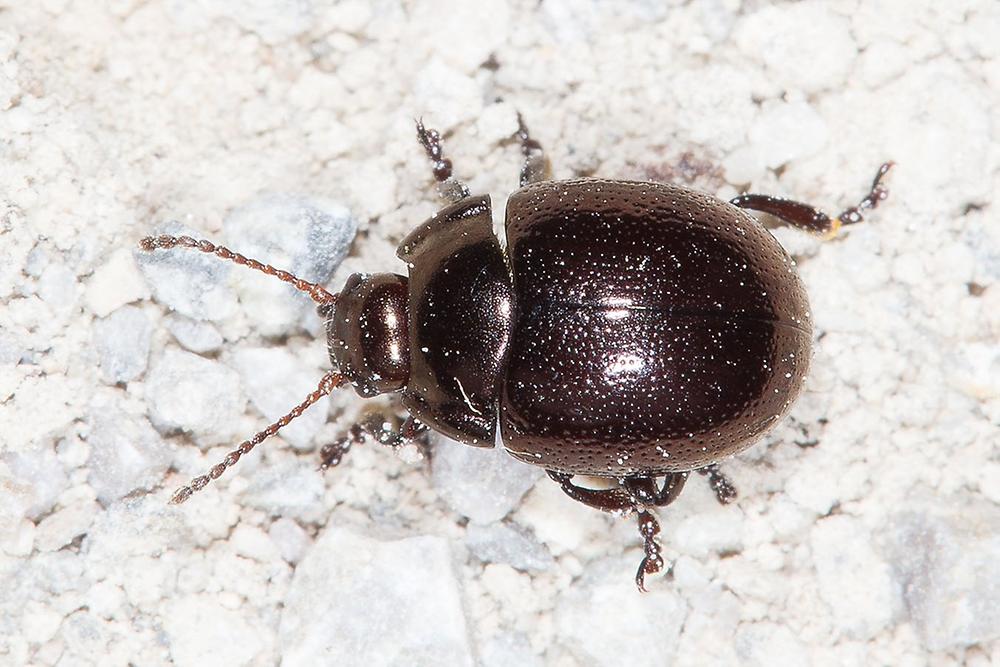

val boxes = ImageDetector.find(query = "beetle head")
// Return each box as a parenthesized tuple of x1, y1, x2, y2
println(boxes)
(327, 272, 410, 397)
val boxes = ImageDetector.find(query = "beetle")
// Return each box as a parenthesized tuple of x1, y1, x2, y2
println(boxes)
(140, 115, 892, 590)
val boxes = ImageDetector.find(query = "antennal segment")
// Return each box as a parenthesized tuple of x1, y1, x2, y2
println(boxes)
(169, 371, 346, 504)
(139, 234, 337, 305)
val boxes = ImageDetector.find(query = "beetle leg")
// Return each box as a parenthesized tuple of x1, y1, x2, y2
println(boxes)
(730, 162, 893, 238)
(545, 471, 635, 513)
(415, 119, 470, 202)
(635, 510, 664, 592)
(515, 112, 551, 186)
(697, 464, 738, 505)
(319, 414, 428, 470)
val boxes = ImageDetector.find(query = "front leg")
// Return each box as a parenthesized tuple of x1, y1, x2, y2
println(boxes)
(320, 414, 428, 469)
(731, 162, 893, 237)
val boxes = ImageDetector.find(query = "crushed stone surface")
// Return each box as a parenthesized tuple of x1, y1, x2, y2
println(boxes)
(1, 1, 998, 665)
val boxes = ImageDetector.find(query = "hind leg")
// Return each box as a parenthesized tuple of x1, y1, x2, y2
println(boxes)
(731, 162, 893, 238)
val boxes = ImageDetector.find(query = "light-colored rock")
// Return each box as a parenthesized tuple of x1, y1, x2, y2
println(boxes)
(165, 314, 224, 354)
(92, 305, 152, 383)
(162, 595, 267, 667)
(86, 410, 171, 503)
(432, 437, 542, 524)
(555, 558, 687, 667)
(135, 221, 238, 322)
(810, 515, 899, 640)
(85, 248, 149, 318)
(145, 348, 245, 446)
(230, 346, 329, 449)
(882, 501, 1000, 650)
(222, 193, 357, 337)
(279, 527, 473, 667)
(465, 522, 555, 573)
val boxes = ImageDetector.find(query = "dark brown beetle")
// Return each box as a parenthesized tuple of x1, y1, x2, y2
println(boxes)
(140, 116, 892, 590)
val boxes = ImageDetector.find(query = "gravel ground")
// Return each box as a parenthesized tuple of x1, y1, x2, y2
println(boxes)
(1, 1, 999, 665)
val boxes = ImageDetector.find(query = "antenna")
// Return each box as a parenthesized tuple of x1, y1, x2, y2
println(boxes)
(138, 234, 345, 503)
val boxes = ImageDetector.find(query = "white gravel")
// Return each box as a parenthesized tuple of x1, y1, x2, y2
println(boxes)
(1, 1, 998, 666)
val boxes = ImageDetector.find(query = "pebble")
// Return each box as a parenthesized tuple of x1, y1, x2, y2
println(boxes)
(35, 501, 100, 552)
(465, 522, 555, 573)
(734, 622, 809, 666)
(230, 346, 329, 449)
(735, 3, 854, 93)
(279, 527, 473, 666)
(748, 100, 828, 169)
(145, 348, 245, 446)
(92, 305, 152, 383)
(86, 410, 171, 503)
(162, 595, 266, 667)
(480, 632, 543, 667)
(4, 445, 69, 519)
(883, 500, 1000, 650)
(810, 515, 897, 640)
(222, 193, 356, 337)
(135, 221, 239, 322)
(432, 437, 542, 524)
(165, 314, 224, 354)
(85, 248, 149, 318)
(555, 557, 686, 667)
(268, 517, 313, 564)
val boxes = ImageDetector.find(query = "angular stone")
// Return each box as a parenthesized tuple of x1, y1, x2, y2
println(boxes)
(279, 527, 473, 666)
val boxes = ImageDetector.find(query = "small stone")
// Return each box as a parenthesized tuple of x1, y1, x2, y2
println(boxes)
(21, 601, 64, 644)
(410, 0, 510, 73)
(734, 622, 809, 665)
(85, 248, 149, 318)
(0, 463, 33, 540)
(86, 410, 171, 504)
(672, 505, 744, 558)
(735, 4, 854, 93)
(145, 348, 245, 446)
(3, 518, 35, 556)
(37, 262, 77, 310)
(165, 314, 224, 353)
(882, 500, 1000, 650)
(465, 522, 555, 573)
(4, 445, 69, 519)
(162, 595, 266, 667)
(242, 461, 325, 518)
(222, 193, 357, 337)
(748, 100, 828, 169)
(268, 517, 313, 564)
(279, 527, 473, 666)
(231, 524, 281, 563)
(810, 515, 897, 640)
(480, 633, 543, 667)
(412, 59, 483, 129)
(35, 501, 100, 552)
(92, 305, 152, 383)
(432, 438, 542, 524)
(230, 346, 329, 449)
(555, 557, 686, 667)
(135, 221, 238, 322)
